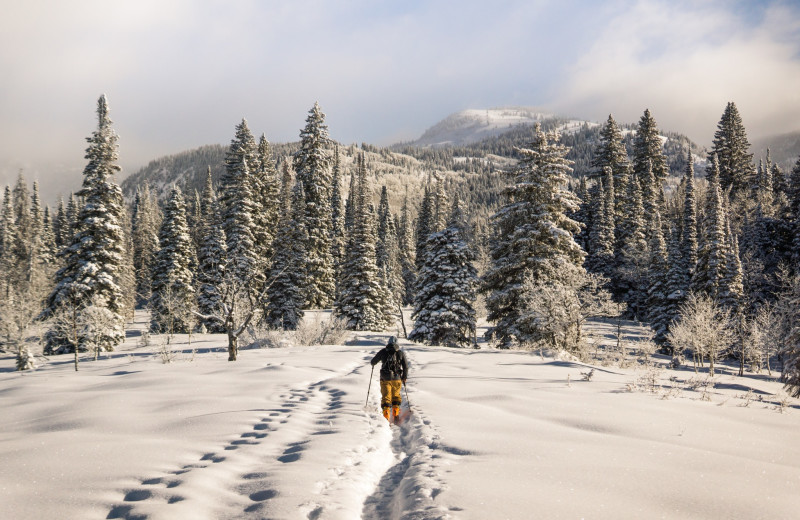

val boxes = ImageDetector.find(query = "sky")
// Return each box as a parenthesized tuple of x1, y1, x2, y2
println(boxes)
(1, 0, 800, 201)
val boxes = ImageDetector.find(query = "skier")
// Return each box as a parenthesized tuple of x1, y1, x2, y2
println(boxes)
(370, 336, 408, 423)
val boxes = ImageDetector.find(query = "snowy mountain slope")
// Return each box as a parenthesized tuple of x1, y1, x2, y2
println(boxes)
(1, 312, 798, 520)
(413, 108, 555, 147)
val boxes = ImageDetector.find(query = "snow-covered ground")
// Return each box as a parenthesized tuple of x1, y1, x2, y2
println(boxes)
(2, 313, 799, 520)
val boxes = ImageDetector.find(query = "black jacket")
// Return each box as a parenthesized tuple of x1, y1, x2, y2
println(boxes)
(370, 346, 408, 381)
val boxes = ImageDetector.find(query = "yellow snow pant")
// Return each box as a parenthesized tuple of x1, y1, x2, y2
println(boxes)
(380, 380, 402, 418)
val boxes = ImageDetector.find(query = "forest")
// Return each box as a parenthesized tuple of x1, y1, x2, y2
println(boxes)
(2, 95, 800, 398)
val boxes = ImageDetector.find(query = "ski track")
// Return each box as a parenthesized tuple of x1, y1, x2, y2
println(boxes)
(105, 349, 469, 520)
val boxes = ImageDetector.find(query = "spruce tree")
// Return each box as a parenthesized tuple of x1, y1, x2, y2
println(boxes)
(646, 210, 670, 343)
(681, 152, 699, 295)
(616, 169, 648, 318)
(44, 95, 126, 354)
(482, 124, 584, 345)
(54, 197, 66, 249)
(293, 102, 335, 308)
(592, 114, 631, 214)
(253, 134, 280, 270)
(220, 119, 259, 295)
(694, 154, 727, 299)
(415, 184, 433, 273)
(633, 109, 668, 205)
(265, 169, 307, 330)
(131, 183, 160, 306)
(195, 172, 227, 333)
(397, 194, 417, 305)
(150, 187, 196, 334)
(334, 154, 394, 331)
(409, 195, 477, 347)
(330, 145, 346, 291)
(709, 102, 754, 196)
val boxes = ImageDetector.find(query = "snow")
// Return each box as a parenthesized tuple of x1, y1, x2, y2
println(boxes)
(2, 312, 799, 519)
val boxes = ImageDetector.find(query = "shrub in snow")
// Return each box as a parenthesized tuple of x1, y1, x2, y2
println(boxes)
(666, 293, 732, 377)
(16, 345, 36, 371)
(294, 314, 349, 347)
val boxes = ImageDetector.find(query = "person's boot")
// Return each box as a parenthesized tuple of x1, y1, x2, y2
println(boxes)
(392, 406, 400, 424)
(382, 407, 391, 422)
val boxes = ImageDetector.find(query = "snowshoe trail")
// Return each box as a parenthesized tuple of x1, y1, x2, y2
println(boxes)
(104, 356, 392, 519)
(362, 349, 468, 520)
(105, 347, 469, 519)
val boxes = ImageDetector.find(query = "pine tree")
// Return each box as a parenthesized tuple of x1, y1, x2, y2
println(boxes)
(482, 124, 584, 345)
(220, 119, 259, 295)
(252, 134, 280, 271)
(293, 102, 335, 308)
(646, 210, 670, 344)
(397, 193, 417, 305)
(788, 156, 800, 221)
(265, 174, 307, 330)
(65, 193, 80, 238)
(633, 109, 668, 205)
(615, 169, 648, 318)
(376, 186, 402, 304)
(415, 184, 433, 273)
(344, 164, 357, 233)
(195, 172, 227, 333)
(431, 174, 448, 234)
(694, 154, 727, 299)
(330, 145, 346, 291)
(150, 187, 196, 334)
(709, 102, 754, 196)
(54, 197, 66, 249)
(409, 195, 477, 347)
(131, 183, 160, 306)
(681, 152, 699, 295)
(44, 95, 126, 354)
(592, 114, 631, 214)
(40, 206, 57, 267)
(334, 154, 394, 331)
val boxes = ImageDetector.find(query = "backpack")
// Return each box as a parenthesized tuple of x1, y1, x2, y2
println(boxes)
(385, 349, 402, 375)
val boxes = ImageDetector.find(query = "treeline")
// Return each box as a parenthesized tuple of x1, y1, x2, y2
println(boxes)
(4, 96, 800, 398)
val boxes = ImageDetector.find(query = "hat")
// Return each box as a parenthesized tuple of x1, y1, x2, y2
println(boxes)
(388, 336, 399, 350)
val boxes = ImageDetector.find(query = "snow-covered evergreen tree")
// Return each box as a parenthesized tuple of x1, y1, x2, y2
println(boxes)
(397, 193, 417, 305)
(592, 114, 630, 215)
(376, 186, 403, 305)
(709, 102, 754, 196)
(150, 187, 196, 334)
(330, 145, 346, 292)
(646, 210, 670, 343)
(681, 152, 699, 295)
(694, 154, 727, 299)
(131, 183, 161, 306)
(265, 168, 307, 330)
(54, 197, 67, 250)
(44, 95, 126, 354)
(415, 184, 433, 273)
(220, 119, 259, 296)
(195, 171, 227, 333)
(482, 123, 584, 345)
(409, 195, 477, 347)
(334, 154, 394, 331)
(293, 102, 335, 308)
(633, 109, 668, 205)
(616, 169, 648, 318)
(252, 134, 280, 271)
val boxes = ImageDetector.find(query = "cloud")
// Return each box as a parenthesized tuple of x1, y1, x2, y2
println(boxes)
(1, 0, 799, 201)
(552, 0, 800, 145)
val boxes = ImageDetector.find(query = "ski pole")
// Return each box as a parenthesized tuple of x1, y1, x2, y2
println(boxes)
(403, 380, 411, 409)
(365, 364, 375, 407)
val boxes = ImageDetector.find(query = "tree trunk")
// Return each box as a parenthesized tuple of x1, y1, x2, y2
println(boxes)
(228, 331, 238, 361)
